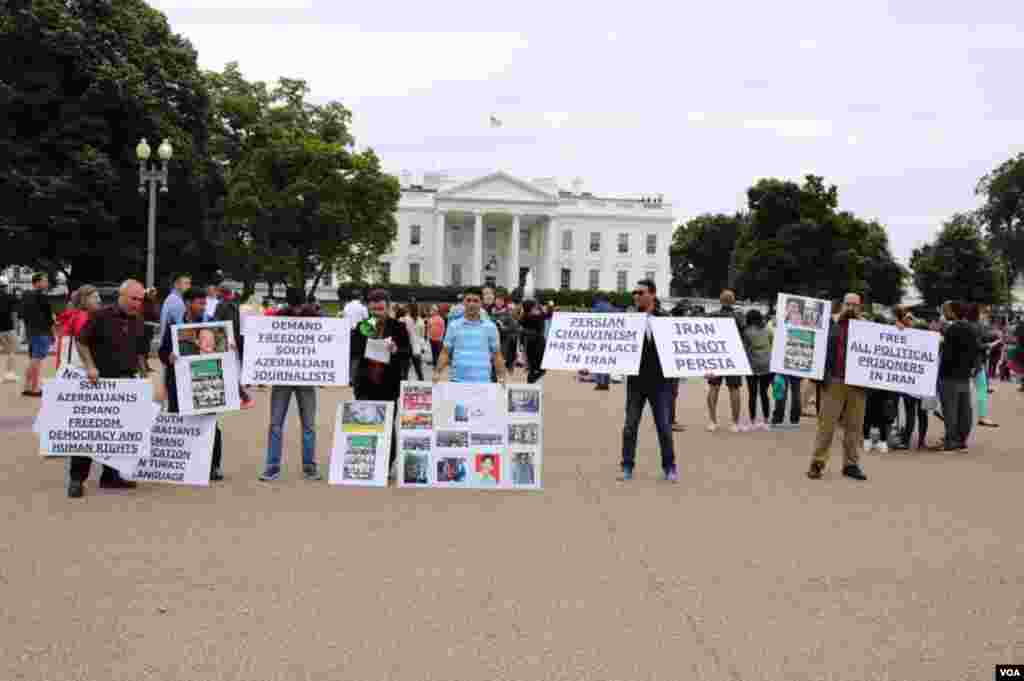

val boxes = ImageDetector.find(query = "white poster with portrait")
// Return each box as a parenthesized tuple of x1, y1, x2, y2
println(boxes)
(170, 321, 235, 358)
(328, 401, 395, 487)
(769, 293, 831, 381)
(174, 353, 241, 416)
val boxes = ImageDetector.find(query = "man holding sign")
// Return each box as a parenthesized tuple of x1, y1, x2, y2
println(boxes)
(619, 279, 677, 483)
(68, 279, 148, 497)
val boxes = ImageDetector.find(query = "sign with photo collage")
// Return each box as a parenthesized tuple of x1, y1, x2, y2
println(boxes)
(328, 401, 396, 487)
(170, 321, 241, 416)
(769, 293, 831, 381)
(396, 381, 543, 490)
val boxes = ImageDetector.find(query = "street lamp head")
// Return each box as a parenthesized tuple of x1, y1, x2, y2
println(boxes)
(157, 139, 173, 161)
(136, 138, 151, 161)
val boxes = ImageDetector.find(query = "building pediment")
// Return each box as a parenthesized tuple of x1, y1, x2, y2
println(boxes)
(437, 171, 558, 205)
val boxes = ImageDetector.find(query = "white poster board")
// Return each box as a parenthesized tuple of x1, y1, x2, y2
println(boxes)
(328, 401, 395, 487)
(128, 413, 217, 485)
(174, 353, 241, 415)
(170, 321, 234, 358)
(506, 385, 543, 490)
(397, 382, 435, 488)
(542, 312, 648, 375)
(241, 316, 350, 386)
(844, 320, 941, 398)
(37, 379, 157, 460)
(769, 293, 831, 381)
(649, 317, 753, 378)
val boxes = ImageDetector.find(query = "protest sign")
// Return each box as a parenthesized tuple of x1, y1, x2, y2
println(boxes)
(241, 316, 350, 386)
(328, 401, 394, 486)
(541, 313, 647, 375)
(769, 293, 831, 381)
(844, 320, 941, 398)
(129, 413, 216, 485)
(649, 317, 752, 378)
(170, 321, 233, 358)
(37, 379, 157, 459)
(397, 382, 435, 487)
(175, 353, 241, 416)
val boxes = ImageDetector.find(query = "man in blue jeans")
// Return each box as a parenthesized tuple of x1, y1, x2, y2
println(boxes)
(19, 272, 54, 397)
(620, 279, 677, 482)
(259, 288, 323, 482)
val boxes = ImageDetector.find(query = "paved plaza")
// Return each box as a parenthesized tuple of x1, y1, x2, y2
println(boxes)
(2, 357, 1023, 680)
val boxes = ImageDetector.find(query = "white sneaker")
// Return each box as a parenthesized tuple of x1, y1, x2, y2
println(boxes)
(863, 439, 874, 453)
(759, 421, 771, 431)
(876, 441, 889, 454)
(706, 422, 718, 433)
(730, 423, 741, 434)
(2, 372, 16, 383)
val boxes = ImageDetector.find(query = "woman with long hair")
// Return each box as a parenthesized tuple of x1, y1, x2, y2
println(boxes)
(55, 285, 101, 373)
(892, 306, 929, 449)
(742, 308, 773, 431)
(966, 303, 999, 427)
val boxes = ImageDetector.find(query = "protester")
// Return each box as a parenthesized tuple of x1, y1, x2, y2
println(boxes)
(259, 288, 324, 482)
(742, 308, 773, 431)
(159, 288, 225, 481)
(428, 305, 446, 366)
(890, 306, 930, 450)
(396, 305, 423, 381)
(204, 282, 221, 321)
(619, 279, 677, 482)
(518, 299, 546, 384)
(353, 289, 411, 475)
(936, 301, 980, 452)
(770, 295, 807, 429)
(806, 293, 868, 481)
(862, 386, 897, 454)
(159, 273, 191, 344)
(592, 294, 615, 391)
(490, 295, 519, 379)
(19, 272, 55, 397)
(0, 281, 16, 382)
(435, 287, 504, 384)
(55, 285, 100, 372)
(968, 304, 999, 428)
(213, 281, 254, 409)
(705, 289, 745, 432)
(68, 280, 149, 497)
(343, 292, 368, 326)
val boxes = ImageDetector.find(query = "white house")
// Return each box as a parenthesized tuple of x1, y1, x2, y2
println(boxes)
(377, 170, 675, 294)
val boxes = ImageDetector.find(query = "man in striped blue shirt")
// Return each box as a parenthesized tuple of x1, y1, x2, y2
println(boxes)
(435, 287, 504, 384)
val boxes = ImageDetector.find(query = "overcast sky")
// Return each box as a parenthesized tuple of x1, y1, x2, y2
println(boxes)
(154, 0, 1024, 263)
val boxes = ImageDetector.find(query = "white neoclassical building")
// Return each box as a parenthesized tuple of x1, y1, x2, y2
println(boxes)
(378, 171, 676, 294)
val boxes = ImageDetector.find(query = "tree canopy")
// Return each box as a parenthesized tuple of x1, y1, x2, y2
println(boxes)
(976, 152, 1024, 284)
(910, 212, 1008, 307)
(670, 213, 746, 297)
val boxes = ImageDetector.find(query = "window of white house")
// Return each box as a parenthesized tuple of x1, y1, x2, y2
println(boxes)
(617, 270, 627, 292)
(485, 275, 497, 288)
(646, 233, 656, 255)
(560, 268, 571, 290)
(450, 226, 462, 248)
(562, 230, 573, 252)
(379, 262, 391, 284)
(589, 269, 600, 290)
(617, 233, 629, 254)
(409, 263, 421, 285)
(451, 264, 462, 286)
(645, 271, 655, 283)
(520, 227, 531, 250)
(589, 232, 601, 253)
(485, 225, 497, 250)
(410, 224, 421, 246)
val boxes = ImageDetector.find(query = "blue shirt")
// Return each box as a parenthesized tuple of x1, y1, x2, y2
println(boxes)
(444, 316, 499, 383)
(159, 291, 185, 344)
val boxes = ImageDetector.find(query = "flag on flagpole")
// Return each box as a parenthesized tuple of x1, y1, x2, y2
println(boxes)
(490, 114, 502, 128)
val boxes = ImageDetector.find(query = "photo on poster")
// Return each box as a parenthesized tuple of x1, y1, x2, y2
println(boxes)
(189, 357, 226, 411)
(783, 328, 815, 373)
(511, 451, 538, 487)
(402, 453, 430, 486)
(433, 383, 504, 429)
(780, 296, 827, 331)
(342, 402, 387, 430)
(508, 388, 541, 417)
(342, 434, 378, 482)
(401, 383, 433, 412)
(171, 321, 234, 358)
(435, 456, 469, 485)
(436, 430, 469, 449)
(400, 434, 432, 451)
(508, 423, 540, 446)
(400, 413, 433, 430)
(470, 431, 504, 446)
(473, 453, 501, 487)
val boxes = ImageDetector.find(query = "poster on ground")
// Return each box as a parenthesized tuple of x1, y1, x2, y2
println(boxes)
(769, 293, 831, 381)
(128, 413, 217, 485)
(397, 382, 435, 488)
(328, 401, 395, 487)
(505, 385, 543, 490)
(844, 320, 941, 398)
(649, 317, 752, 378)
(240, 316, 350, 386)
(542, 313, 648, 375)
(170, 321, 234, 358)
(175, 353, 241, 416)
(37, 379, 157, 460)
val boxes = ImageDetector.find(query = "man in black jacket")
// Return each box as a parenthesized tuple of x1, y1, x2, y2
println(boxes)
(620, 279, 677, 482)
(937, 301, 979, 451)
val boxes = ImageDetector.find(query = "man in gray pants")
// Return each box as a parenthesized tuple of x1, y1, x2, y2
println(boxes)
(936, 301, 979, 452)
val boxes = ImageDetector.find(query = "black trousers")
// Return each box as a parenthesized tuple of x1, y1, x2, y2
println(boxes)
(746, 374, 772, 421)
(863, 390, 893, 441)
(771, 376, 802, 425)
(900, 394, 928, 446)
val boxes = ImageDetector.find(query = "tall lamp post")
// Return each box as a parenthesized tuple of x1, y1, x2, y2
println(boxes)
(136, 138, 173, 289)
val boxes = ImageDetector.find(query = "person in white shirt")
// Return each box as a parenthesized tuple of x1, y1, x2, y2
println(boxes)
(343, 296, 368, 326)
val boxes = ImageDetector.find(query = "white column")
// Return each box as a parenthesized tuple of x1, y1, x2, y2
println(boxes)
(472, 212, 484, 285)
(433, 211, 445, 285)
(545, 215, 559, 289)
(510, 214, 521, 291)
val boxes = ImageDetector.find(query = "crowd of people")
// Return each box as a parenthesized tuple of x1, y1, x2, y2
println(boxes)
(6, 269, 1023, 496)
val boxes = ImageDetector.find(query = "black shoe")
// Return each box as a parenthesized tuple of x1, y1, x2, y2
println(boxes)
(67, 481, 84, 498)
(210, 468, 224, 482)
(806, 461, 824, 479)
(842, 465, 867, 481)
(892, 440, 909, 451)
(99, 478, 138, 490)
(594, 384, 610, 391)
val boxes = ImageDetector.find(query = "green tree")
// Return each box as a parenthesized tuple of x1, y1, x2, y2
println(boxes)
(0, 0, 218, 287)
(910, 212, 1008, 307)
(217, 72, 400, 297)
(976, 152, 1024, 285)
(670, 213, 746, 297)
